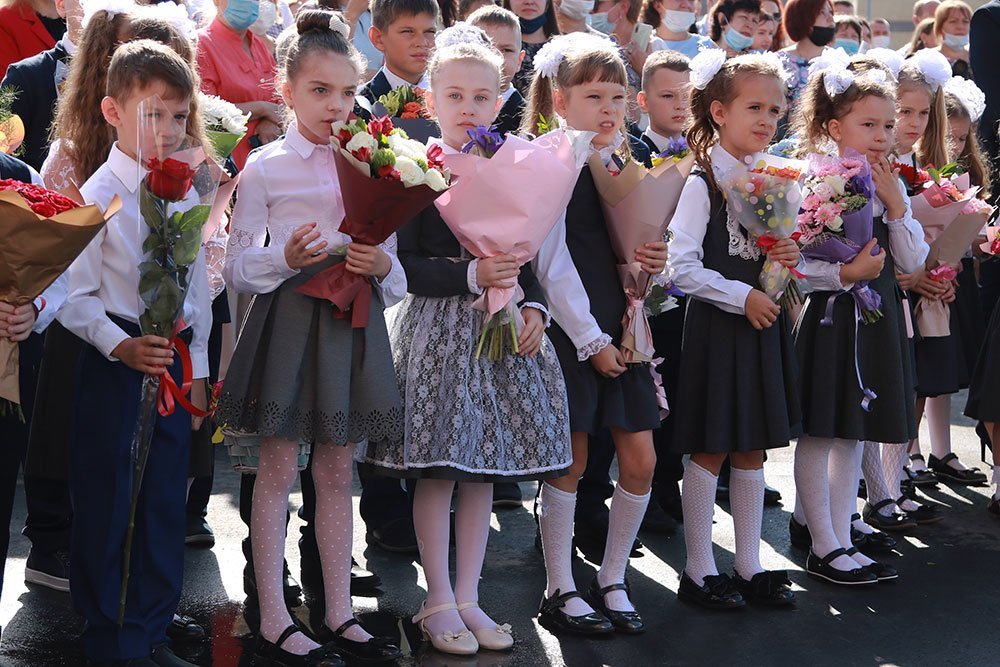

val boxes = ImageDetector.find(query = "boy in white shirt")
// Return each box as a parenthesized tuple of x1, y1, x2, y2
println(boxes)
(58, 40, 209, 667)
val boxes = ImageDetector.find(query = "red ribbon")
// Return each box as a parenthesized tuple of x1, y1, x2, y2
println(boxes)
(156, 328, 212, 418)
(295, 263, 372, 328)
(756, 233, 805, 279)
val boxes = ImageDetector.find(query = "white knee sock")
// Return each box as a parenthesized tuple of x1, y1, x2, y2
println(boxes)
(829, 440, 870, 566)
(861, 441, 895, 511)
(453, 483, 499, 633)
(681, 462, 719, 586)
(538, 483, 593, 617)
(794, 437, 858, 572)
(730, 466, 765, 580)
(412, 479, 466, 637)
(313, 444, 370, 642)
(597, 485, 649, 612)
(253, 439, 320, 655)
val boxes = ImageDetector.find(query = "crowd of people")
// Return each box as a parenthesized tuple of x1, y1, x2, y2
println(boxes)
(1, 0, 999, 665)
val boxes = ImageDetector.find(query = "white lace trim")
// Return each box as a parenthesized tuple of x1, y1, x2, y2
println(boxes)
(228, 227, 259, 249)
(726, 214, 761, 261)
(40, 139, 81, 194)
(577, 333, 612, 361)
(520, 301, 551, 327)
(467, 259, 483, 295)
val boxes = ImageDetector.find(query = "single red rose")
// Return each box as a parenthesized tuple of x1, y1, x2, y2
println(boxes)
(145, 156, 197, 201)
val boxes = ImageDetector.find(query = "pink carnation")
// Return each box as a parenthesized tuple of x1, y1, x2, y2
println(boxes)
(802, 193, 824, 211)
(815, 202, 842, 225)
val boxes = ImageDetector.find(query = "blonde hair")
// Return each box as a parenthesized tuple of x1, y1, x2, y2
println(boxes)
(520, 33, 627, 136)
(897, 61, 950, 168)
(790, 60, 896, 156)
(944, 91, 990, 199)
(933, 0, 972, 39)
(688, 52, 787, 192)
(427, 40, 504, 92)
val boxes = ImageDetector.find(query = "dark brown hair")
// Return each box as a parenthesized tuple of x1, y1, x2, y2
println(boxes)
(782, 0, 832, 42)
(370, 0, 440, 31)
(834, 13, 861, 41)
(282, 10, 366, 83)
(944, 91, 990, 198)
(710, 0, 762, 42)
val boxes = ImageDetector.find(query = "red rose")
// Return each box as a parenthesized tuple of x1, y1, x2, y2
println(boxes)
(0, 178, 80, 217)
(145, 157, 197, 201)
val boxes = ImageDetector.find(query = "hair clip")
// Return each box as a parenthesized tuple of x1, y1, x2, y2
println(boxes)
(945, 76, 986, 123)
(689, 48, 726, 90)
(329, 14, 351, 40)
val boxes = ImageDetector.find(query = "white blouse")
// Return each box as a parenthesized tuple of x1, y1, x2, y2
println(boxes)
(224, 123, 406, 307)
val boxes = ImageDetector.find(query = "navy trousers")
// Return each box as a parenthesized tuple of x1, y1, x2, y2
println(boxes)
(70, 331, 190, 661)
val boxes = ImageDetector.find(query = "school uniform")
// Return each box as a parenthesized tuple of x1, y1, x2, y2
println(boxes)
(58, 144, 211, 661)
(669, 147, 801, 454)
(359, 140, 570, 481)
(493, 86, 525, 138)
(965, 281, 1000, 422)
(794, 169, 928, 444)
(356, 67, 430, 121)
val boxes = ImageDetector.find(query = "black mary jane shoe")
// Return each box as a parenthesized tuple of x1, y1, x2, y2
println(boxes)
(850, 514, 896, 554)
(805, 549, 877, 586)
(788, 515, 811, 550)
(862, 500, 917, 532)
(253, 625, 345, 667)
(906, 455, 939, 487)
(844, 548, 898, 582)
(313, 618, 401, 664)
(538, 590, 614, 637)
(677, 572, 745, 610)
(896, 497, 943, 525)
(732, 571, 795, 606)
(928, 453, 988, 486)
(586, 578, 645, 634)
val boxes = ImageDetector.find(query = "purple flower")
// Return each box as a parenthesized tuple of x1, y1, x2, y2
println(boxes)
(462, 125, 505, 158)
(659, 136, 690, 160)
(847, 173, 873, 199)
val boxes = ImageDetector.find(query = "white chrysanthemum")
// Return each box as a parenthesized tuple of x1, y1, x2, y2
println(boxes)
(198, 93, 250, 134)
(346, 132, 378, 154)
(909, 48, 951, 92)
(689, 48, 726, 90)
(82, 0, 136, 27)
(395, 156, 425, 187)
(435, 22, 490, 49)
(864, 48, 905, 80)
(424, 167, 447, 191)
(945, 76, 986, 123)
(388, 134, 427, 161)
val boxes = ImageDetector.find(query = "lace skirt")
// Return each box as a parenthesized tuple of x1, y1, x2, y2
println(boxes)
(216, 257, 404, 447)
(357, 294, 572, 482)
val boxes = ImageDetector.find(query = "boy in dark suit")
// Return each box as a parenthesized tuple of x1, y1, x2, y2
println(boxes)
(468, 5, 526, 139)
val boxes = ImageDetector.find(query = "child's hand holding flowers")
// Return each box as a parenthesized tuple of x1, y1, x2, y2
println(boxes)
(345, 243, 392, 280)
(517, 307, 546, 358)
(635, 240, 667, 276)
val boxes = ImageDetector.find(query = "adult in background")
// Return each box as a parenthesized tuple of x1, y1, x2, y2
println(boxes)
(503, 0, 559, 94)
(832, 0, 851, 14)
(0, 0, 64, 74)
(710, 0, 762, 58)
(913, 0, 940, 26)
(644, 0, 716, 58)
(197, 0, 281, 170)
(777, 0, 833, 127)
(833, 13, 861, 56)
(871, 16, 890, 49)
(761, 0, 786, 50)
(933, 0, 972, 78)
(905, 16, 937, 56)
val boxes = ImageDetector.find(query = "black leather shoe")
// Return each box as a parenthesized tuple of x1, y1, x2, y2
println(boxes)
(788, 515, 811, 550)
(151, 645, 197, 667)
(89, 658, 157, 666)
(805, 549, 878, 586)
(844, 548, 898, 582)
(928, 453, 988, 485)
(763, 484, 782, 506)
(862, 500, 917, 531)
(732, 571, 795, 606)
(586, 578, 644, 634)
(905, 455, 939, 487)
(492, 482, 522, 508)
(253, 626, 345, 667)
(184, 516, 215, 548)
(640, 501, 678, 534)
(366, 517, 419, 554)
(313, 618, 402, 663)
(850, 514, 896, 554)
(897, 498, 943, 524)
(537, 590, 613, 636)
(350, 558, 382, 595)
(677, 573, 745, 610)
(166, 614, 205, 643)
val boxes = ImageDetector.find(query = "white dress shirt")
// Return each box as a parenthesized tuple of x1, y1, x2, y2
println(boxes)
(224, 123, 407, 307)
(642, 128, 674, 154)
(380, 66, 430, 91)
(59, 144, 212, 378)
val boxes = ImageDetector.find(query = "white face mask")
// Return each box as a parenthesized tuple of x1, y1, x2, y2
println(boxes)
(560, 0, 595, 21)
(942, 31, 969, 49)
(871, 34, 891, 49)
(249, 0, 277, 35)
(662, 9, 695, 33)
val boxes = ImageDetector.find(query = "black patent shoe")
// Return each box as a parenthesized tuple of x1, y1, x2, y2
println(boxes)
(862, 500, 917, 531)
(586, 578, 645, 634)
(677, 572, 745, 610)
(788, 515, 811, 550)
(905, 456, 939, 487)
(537, 590, 613, 636)
(928, 453, 988, 485)
(314, 618, 401, 663)
(896, 497, 943, 524)
(850, 514, 896, 554)
(844, 547, 898, 581)
(166, 614, 205, 643)
(732, 571, 795, 606)
(253, 625, 345, 667)
(805, 549, 877, 586)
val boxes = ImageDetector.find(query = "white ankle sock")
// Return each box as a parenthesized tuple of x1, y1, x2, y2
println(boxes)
(538, 483, 594, 617)
(730, 466, 765, 580)
(681, 462, 719, 586)
(597, 485, 649, 612)
(794, 437, 859, 572)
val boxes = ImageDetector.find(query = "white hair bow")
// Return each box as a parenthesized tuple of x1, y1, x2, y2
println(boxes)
(435, 21, 491, 49)
(908, 49, 952, 92)
(82, 0, 136, 26)
(945, 76, 986, 123)
(329, 14, 351, 40)
(689, 48, 726, 90)
(863, 48, 904, 80)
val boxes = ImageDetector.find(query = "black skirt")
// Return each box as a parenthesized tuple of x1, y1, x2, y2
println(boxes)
(912, 291, 970, 397)
(965, 294, 1000, 422)
(956, 257, 985, 376)
(670, 299, 801, 455)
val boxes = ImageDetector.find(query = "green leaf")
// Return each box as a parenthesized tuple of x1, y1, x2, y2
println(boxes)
(139, 185, 163, 229)
(172, 227, 202, 267)
(178, 205, 210, 233)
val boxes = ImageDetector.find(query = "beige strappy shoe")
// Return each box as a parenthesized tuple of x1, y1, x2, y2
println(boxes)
(412, 601, 479, 655)
(456, 602, 514, 651)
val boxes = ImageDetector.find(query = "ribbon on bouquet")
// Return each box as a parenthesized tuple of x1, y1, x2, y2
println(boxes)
(648, 357, 670, 420)
(618, 266, 656, 364)
(156, 321, 213, 418)
(296, 262, 373, 329)
(819, 293, 878, 411)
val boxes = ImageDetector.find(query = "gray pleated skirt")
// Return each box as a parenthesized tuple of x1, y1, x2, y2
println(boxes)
(216, 257, 404, 448)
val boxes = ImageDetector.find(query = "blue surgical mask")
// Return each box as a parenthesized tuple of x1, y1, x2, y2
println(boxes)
(588, 11, 615, 34)
(835, 38, 860, 55)
(223, 0, 260, 32)
(942, 31, 969, 49)
(723, 25, 754, 52)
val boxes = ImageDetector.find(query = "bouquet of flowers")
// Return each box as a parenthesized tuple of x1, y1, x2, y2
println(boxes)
(650, 136, 690, 167)
(588, 145, 695, 364)
(434, 126, 592, 359)
(895, 162, 982, 337)
(720, 153, 806, 307)
(358, 85, 437, 142)
(198, 92, 250, 160)
(0, 86, 24, 155)
(120, 95, 224, 625)
(0, 179, 118, 417)
(797, 151, 883, 324)
(295, 116, 449, 327)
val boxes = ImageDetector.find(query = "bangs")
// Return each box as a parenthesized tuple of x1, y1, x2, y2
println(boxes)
(563, 52, 627, 88)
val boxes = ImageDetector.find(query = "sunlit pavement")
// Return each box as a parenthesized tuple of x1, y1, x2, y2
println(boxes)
(1, 390, 997, 666)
